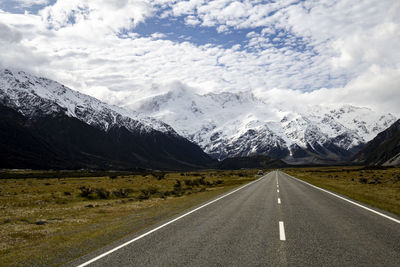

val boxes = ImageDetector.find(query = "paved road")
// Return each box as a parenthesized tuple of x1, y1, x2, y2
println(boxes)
(70, 171, 400, 266)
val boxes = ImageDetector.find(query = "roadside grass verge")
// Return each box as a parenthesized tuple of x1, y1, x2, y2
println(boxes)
(0, 169, 262, 266)
(284, 166, 400, 216)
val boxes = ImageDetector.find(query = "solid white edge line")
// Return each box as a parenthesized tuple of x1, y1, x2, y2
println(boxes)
(282, 171, 400, 224)
(279, 221, 286, 241)
(278, 198, 281, 204)
(76, 173, 269, 267)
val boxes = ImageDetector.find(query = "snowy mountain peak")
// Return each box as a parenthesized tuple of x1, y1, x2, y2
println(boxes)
(0, 69, 177, 135)
(1, 68, 396, 164)
(128, 89, 396, 162)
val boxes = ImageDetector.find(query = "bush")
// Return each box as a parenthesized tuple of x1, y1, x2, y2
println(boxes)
(79, 186, 94, 198)
(148, 187, 158, 194)
(184, 179, 199, 186)
(79, 186, 111, 199)
(138, 190, 150, 200)
(153, 172, 166, 180)
(174, 180, 182, 189)
(138, 187, 158, 200)
(94, 188, 111, 199)
(359, 178, 368, 184)
(184, 177, 221, 187)
(160, 191, 170, 199)
(113, 188, 134, 198)
(171, 189, 183, 197)
(369, 178, 381, 185)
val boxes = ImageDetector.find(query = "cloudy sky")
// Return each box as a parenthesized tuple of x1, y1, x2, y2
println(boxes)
(0, 0, 399, 115)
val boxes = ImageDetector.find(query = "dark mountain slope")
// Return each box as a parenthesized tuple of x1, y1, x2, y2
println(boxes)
(0, 69, 217, 170)
(353, 119, 400, 166)
(0, 103, 215, 170)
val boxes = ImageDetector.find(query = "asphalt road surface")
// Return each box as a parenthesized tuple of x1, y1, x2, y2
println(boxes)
(69, 171, 400, 266)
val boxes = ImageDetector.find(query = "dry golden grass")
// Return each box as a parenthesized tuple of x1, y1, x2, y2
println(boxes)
(285, 166, 400, 216)
(0, 169, 260, 266)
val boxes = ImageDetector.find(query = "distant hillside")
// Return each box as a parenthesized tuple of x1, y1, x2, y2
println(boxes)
(218, 155, 287, 170)
(353, 119, 400, 166)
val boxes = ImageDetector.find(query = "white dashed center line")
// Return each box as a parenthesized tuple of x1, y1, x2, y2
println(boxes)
(278, 198, 281, 204)
(279, 221, 286, 241)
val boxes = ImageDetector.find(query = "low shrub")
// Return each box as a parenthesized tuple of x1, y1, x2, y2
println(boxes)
(138, 187, 158, 200)
(153, 172, 166, 180)
(79, 186, 111, 199)
(183, 177, 207, 187)
(174, 180, 182, 189)
(79, 186, 94, 198)
(113, 188, 134, 198)
(94, 188, 111, 199)
(138, 190, 150, 200)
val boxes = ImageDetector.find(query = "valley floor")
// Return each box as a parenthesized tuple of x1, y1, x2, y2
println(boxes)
(285, 166, 400, 216)
(1, 166, 399, 266)
(0, 169, 257, 266)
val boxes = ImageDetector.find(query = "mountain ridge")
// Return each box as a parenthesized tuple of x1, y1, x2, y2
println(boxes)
(353, 119, 400, 166)
(127, 85, 396, 164)
(0, 69, 215, 170)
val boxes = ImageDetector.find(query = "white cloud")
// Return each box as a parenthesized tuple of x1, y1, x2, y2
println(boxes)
(0, 0, 399, 117)
(151, 32, 166, 39)
(40, 0, 154, 32)
(185, 15, 200, 26)
(13, 0, 49, 8)
(331, 23, 400, 71)
(216, 24, 229, 33)
(0, 22, 22, 43)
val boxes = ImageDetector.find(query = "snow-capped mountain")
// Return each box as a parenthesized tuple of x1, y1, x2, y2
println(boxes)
(2, 68, 395, 167)
(353, 119, 400, 166)
(0, 69, 214, 170)
(0, 69, 175, 135)
(128, 86, 396, 164)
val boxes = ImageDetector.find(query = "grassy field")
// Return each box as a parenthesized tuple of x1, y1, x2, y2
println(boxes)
(0, 169, 261, 266)
(284, 166, 400, 216)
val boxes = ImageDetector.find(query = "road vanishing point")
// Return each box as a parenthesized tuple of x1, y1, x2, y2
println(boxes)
(68, 170, 400, 266)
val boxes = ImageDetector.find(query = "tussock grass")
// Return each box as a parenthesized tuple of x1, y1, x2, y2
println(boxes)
(0, 169, 261, 266)
(285, 166, 400, 216)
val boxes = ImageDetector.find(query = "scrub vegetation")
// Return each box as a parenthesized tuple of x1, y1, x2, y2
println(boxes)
(285, 166, 400, 216)
(0, 169, 260, 266)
